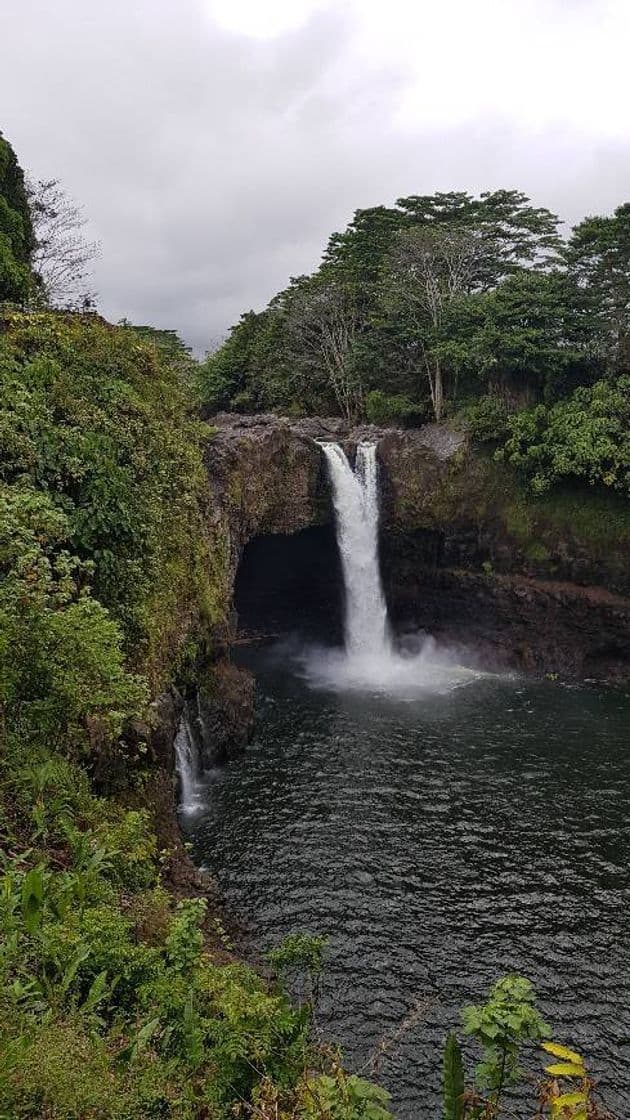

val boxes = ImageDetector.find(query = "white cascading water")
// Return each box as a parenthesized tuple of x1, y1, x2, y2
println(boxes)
(313, 441, 480, 695)
(319, 442, 390, 658)
(174, 717, 202, 814)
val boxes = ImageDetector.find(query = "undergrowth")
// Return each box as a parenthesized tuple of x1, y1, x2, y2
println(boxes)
(0, 735, 392, 1120)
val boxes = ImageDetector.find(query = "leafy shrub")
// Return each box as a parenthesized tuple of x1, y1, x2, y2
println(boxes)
(459, 395, 510, 443)
(0, 311, 218, 686)
(94, 809, 157, 892)
(301, 1070, 393, 1120)
(442, 980, 612, 1118)
(365, 389, 422, 426)
(0, 1011, 200, 1120)
(498, 376, 630, 494)
(0, 481, 147, 752)
(461, 975, 550, 1100)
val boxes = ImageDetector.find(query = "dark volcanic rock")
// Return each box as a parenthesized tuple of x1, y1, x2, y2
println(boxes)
(198, 661, 255, 762)
(385, 568, 630, 682)
(204, 413, 630, 683)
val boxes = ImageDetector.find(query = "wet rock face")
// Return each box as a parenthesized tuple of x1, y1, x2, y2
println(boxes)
(384, 567, 630, 682)
(205, 413, 470, 609)
(205, 414, 329, 545)
(198, 662, 255, 762)
(205, 413, 630, 682)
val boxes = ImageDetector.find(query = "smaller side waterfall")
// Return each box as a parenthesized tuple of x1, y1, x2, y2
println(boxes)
(174, 716, 203, 814)
(319, 442, 391, 658)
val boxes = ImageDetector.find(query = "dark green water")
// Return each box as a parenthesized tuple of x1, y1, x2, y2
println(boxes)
(184, 646, 630, 1116)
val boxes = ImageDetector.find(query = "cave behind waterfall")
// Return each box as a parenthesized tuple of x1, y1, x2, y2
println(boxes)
(234, 525, 344, 644)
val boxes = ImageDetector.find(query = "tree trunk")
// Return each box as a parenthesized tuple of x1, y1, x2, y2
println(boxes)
(433, 356, 444, 422)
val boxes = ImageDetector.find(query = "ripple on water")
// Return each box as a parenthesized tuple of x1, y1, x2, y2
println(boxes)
(183, 648, 630, 1118)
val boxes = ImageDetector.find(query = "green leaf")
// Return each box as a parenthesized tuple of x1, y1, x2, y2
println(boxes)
(443, 1032, 464, 1120)
(81, 970, 109, 1013)
(21, 867, 44, 934)
(127, 1016, 161, 1064)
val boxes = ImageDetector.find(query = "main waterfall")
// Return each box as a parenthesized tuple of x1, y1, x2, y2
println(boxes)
(313, 440, 478, 695)
(319, 443, 390, 658)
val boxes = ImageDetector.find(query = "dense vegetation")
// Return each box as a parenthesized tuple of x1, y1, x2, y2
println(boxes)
(0, 130, 620, 1118)
(200, 190, 630, 497)
(0, 131, 390, 1119)
(0, 306, 341, 1117)
(0, 130, 35, 304)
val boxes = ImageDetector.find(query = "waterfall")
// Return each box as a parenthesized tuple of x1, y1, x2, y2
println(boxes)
(313, 440, 482, 695)
(319, 442, 391, 658)
(174, 716, 203, 814)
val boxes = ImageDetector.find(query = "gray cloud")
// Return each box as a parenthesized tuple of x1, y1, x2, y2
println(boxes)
(2, 0, 629, 352)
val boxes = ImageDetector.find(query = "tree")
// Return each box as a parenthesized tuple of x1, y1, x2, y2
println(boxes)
(567, 203, 630, 374)
(282, 272, 363, 420)
(395, 189, 562, 279)
(0, 131, 35, 303)
(325, 190, 561, 287)
(27, 177, 99, 309)
(466, 270, 599, 404)
(382, 225, 490, 419)
(324, 204, 406, 288)
(198, 308, 288, 413)
(198, 188, 582, 423)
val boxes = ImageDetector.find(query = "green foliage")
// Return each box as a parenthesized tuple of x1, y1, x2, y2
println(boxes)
(0, 480, 146, 752)
(499, 376, 630, 494)
(94, 809, 157, 891)
(461, 975, 550, 1107)
(441, 985, 611, 1118)
(0, 310, 218, 691)
(198, 309, 278, 413)
(364, 390, 422, 426)
(0, 737, 350, 1120)
(463, 270, 598, 402)
(267, 932, 327, 1008)
(266, 931, 327, 980)
(459, 396, 510, 443)
(0, 719, 388, 1120)
(200, 189, 568, 423)
(118, 319, 197, 386)
(567, 202, 630, 374)
(301, 1070, 393, 1120)
(0, 130, 35, 303)
(443, 1032, 464, 1120)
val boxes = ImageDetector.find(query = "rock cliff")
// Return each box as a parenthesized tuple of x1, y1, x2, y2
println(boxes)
(204, 413, 630, 682)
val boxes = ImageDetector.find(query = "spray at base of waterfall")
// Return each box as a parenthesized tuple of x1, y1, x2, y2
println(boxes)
(299, 633, 490, 699)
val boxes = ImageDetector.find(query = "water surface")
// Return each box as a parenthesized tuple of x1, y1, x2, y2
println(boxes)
(184, 647, 630, 1116)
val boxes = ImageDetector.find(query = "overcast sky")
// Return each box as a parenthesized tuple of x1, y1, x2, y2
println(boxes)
(2, 0, 629, 352)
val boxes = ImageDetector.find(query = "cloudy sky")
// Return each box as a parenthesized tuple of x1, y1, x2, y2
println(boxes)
(2, 0, 629, 352)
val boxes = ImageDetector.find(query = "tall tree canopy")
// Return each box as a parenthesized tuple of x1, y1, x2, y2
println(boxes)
(567, 203, 630, 374)
(198, 189, 579, 423)
(0, 131, 35, 303)
(199, 187, 630, 496)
